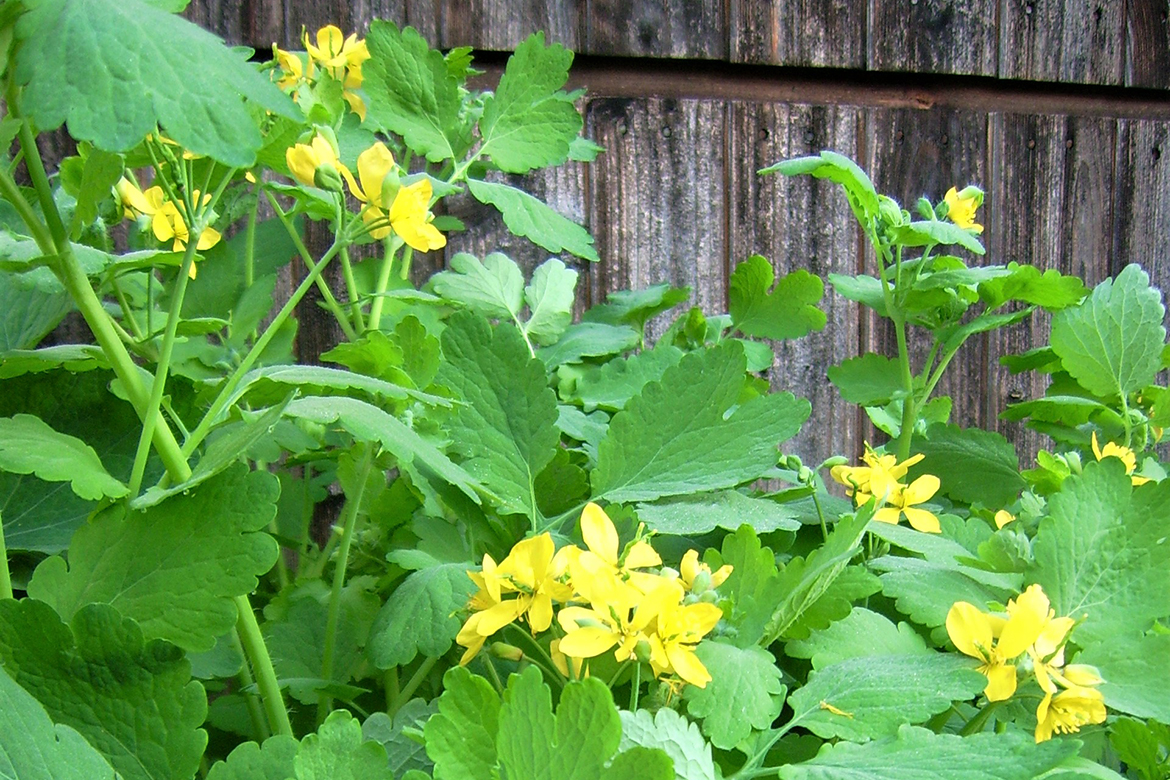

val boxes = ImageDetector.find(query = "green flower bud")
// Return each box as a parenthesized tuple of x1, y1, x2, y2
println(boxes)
(634, 639, 652, 664)
(489, 642, 524, 662)
(314, 162, 344, 192)
(698, 590, 719, 604)
(380, 168, 401, 207)
(819, 455, 848, 470)
(798, 465, 814, 484)
(690, 569, 713, 595)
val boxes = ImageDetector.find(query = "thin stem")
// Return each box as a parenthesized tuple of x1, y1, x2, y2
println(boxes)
(318, 444, 376, 723)
(726, 719, 801, 780)
(892, 314, 916, 461)
(606, 658, 633, 689)
(0, 511, 12, 600)
(0, 161, 53, 253)
(230, 629, 271, 742)
(384, 668, 400, 714)
(110, 275, 146, 341)
(503, 624, 567, 688)
(236, 595, 292, 737)
(482, 653, 505, 694)
(629, 662, 641, 710)
(388, 656, 438, 716)
(242, 185, 259, 341)
(959, 700, 1004, 736)
(811, 486, 829, 542)
(337, 242, 366, 333)
(367, 237, 403, 331)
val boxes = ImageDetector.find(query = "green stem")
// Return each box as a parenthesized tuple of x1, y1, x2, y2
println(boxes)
(318, 444, 376, 723)
(264, 191, 358, 342)
(959, 700, 1004, 736)
(811, 486, 829, 542)
(0, 511, 12, 600)
(606, 658, 633, 689)
(397, 245, 414, 281)
(242, 184, 260, 341)
(0, 164, 53, 254)
(367, 238, 403, 331)
(482, 653, 505, 694)
(892, 314, 916, 461)
(726, 718, 801, 780)
(110, 275, 146, 342)
(1119, 392, 1133, 449)
(230, 629, 271, 742)
(503, 624, 566, 688)
(128, 243, 199, 496)
(384, 668, 399, 713)
(388, 656, 438, 716)
(236, 596, 292, 737)
(629, 662, 641, 710)
(337, 242, 366, 334)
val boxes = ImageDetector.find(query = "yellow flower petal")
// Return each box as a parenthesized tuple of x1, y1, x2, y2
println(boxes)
(946, 601, 992, 660)
(558, 626, 619, 659)
(354, 141, 395, 206)
(983, 662, 1018, 701)
(994, 509, 1016, 529)
(622, 539, 662, 570)
(580, 502, 619, 565)
(666, 643, 712, 688)
(903, 506, 941, 533)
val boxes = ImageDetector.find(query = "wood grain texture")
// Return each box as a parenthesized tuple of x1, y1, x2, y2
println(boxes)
(985, 113, 1116, 461)
(999, 0, 1124, 85)
(585, 98, 727, 335)
(729, 0, 866, 67)
(868, 0, 998, 76)
(1114, 119, 1170, 307)
(182, 0, 253, 47)
(1125, 0, 1170, 88)
(865, 106, 991, 436)
(587, 0, 726, 58)
(728, 102, 864, 465)
(439, 0, 582, 50)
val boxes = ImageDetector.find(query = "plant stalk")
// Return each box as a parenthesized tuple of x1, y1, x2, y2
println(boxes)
(388, 656, 438, 717)
(0, 511, 12, 600)
(236, 597, 293, 737)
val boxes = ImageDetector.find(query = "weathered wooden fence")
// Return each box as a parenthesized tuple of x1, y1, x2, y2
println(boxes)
(183, 0, 1170, 466)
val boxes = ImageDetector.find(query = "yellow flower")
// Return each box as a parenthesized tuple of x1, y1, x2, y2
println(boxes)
(994, 509, 1016, 529)
(286, 132, 347, 191)
(273, 45, 315, 91)
(647, 598, 723, 688)
(944, 186, 984, 234)
(945, 588, 1047, 701)
(1091, 432, 1150, 486)
(116, 177, 158, 220)
(569, 502, 663, 602)
(1035, 686, 1106, 742)
(118, 179, 218, 277)
(678, 549, 731, 592)
(493, 534, 575, 633)
(304, 25, 370, 80)
(1010, 585, 1076, 694)
(346, 142, 446, 251)
(557, 578, 681, 663)
(832, 446, 940, 533)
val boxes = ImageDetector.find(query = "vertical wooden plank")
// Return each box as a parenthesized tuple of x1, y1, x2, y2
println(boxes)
(586, 98, 727, 334)
(728, 102, 864, 466)
(1114, 120, 1170, 308)
(865, 106, 991, 434)
(729, 0, 867, 67)
(182, 0, 251, 46)
(587, 0, 726, 59)
(440, 0, 582, 50)
(868, 0, 997, 76)
(985, 113, 1116, 461)
(999, 0, 1124, 85)
(1125, 0, 1170, 88)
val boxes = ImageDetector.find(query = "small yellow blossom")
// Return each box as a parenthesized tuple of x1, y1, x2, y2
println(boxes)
(994, 510, 1015, 529)
(116, 179, 219, 277)
(346, 142, 446, 251)
(946, 588, 1047, 701)
(1035, 686, 1106, 743)
(273, 45, 315, 91)
(944, 186, 984, 234)
(1091, 432, 1150, 486)
(832, 446, 940, 533)
(286, 132, 347, 191)
(557, 578, 681, 664)
(569, 502, 662, 602)
(646, 597, 723, 688)
(678, 549, 732, 592)
(304, 25, 369, 80)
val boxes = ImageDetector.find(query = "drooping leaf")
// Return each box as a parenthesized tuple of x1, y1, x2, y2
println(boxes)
(14, 0, 296, 165)
(0, 600, 207, 780)
(0, 413, 128, 500)
(978, 263, 1087, 310)
(429, 252, 525, 321)
(363, 20, 471, 162)
(523, 258, 578, 346)
(1028, 460, 1170, 645)
(890, 220, 985, 255)
(0, 270, 72, 350)
(437, 311, 559, 518)
(786, 607, 929, 669)
(729, 256, 826, 340)
(619, 708, 717, 780)
(69, 148, 123, 234)
(366, 562, 477, 669)
(537, 322, 640, 367)
(683, 641, 787, 750)
(27, 464, 279, 652)
(0, 345, 107, 378)
(1078, 633, 1170, 723)
(572, 344, 684, 413)
(787, 653, 986, 741)
(909, 422, 1026, 507)
(477, 32, 582, 174)
(582, 282, 690, 331)
(635, 490, 799, 536)
(871, 555, 1015, 630)
(761, 151, 880, 226)
(222, 365, 446, 410)
(593, 341, 810, 503)
(467, 179, 599, 262)
(0, 663, 119, 780)
(1050, 263, 1166, 399)
(777, 724, 1077, 780)
(827, 352, 906, 406)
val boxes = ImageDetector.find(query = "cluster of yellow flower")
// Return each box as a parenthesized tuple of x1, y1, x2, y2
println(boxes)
(1091, 432, 1151, 486)
(830, 445, 941, 533)
(946, 585, 1105, 742)
(284, 132, 446, 252)
(115, 177, 222, 278)
(274, 26, 370, 120)
(456, 503, 729, 688)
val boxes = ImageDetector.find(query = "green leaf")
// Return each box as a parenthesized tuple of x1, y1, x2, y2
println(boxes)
(0, 413, 128, 499)
(295, 710, 395, 780)
(478, 33, 582, 174)
(537, 322, 640, 367)
(764, 508, 872, 644)
(1078, 633, 1170, 722)
(0, 272, 72, 350)
(827, 352, 906, 406)
(1108, 717, 1170, 780)
(207, 736, 299, 780)
(223, 365, 445, 410)
(363, 21, 471, 162)
(367, 562, 476, 669)
(437, 312, 559, 518)
(979, 263, 1087, 310)
(760, 151, 880, 226)
(0, 345, 107, 377)
(635, 490, 799, 536)
(890, 220, 985, 255)
(871, 555, 1015, 629)
(603, 747, 674, 780)
(619, 708, 717, 780)
(424, 667, 501, 780)
(0, 664, 119, 780)
(182, 215, 298, 322)
(827, 273, 886, 314)
(284, 395, 482, 505)
(708, 525, 784, 646)
(1028, 460, 1170, 645)
(936, 308, 1033, 354)
(362, 700, 437, 777)
(14, 0, 296, 165)
(593, 342, 810, 503)
(0, 600, 207, 780)
(683, 641, 787, 750)
(582, 282, 690, 331)
(524, 258, 578, 346)
(910, 422, 1026, 507)
(1050, 264, 1166, 398)
(777, 724, 1078, 780)
(729, 256, 826, 340)
(787, 607, 930, 669)
(573, 344, 684, 412)
(467, 179, 599, 262)
(782, 565, 882, 641)
(430, 252, 524, 321)
(787, 653, 986, 741)
(69, 148, 123, 235)
(27, 464, 280, 652)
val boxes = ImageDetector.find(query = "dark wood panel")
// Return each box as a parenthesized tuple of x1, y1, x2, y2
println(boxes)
(729, 0, 866, 67)
(1114, 120, 1170, 307)
(1125, 0, 1170, 88)
(986, 113, 1116, 461)
(999, 0, 1124, 85)
(182, 0, 253, 47)
(868, 0, 998, 76)
(587, 0, 726, 59)
(586, 98, 727, 335)
(865, 106, 991, 438)
(728, 102, 864, 465)
(440, 0, 582, 50)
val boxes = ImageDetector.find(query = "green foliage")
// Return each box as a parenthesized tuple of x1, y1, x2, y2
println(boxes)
(786, 607, 930, 669)
(0, 413, 128, 500)
(467, 179, 600, 262)
(683, 641, 787, 749)
(728, 255, 826, 340)
(366, 563, 477, 668)
(1079, 633, 1170, 723)
(0, 271, 71, 350)
(827, 352, 905, 406)
(424, 667, 500, 780)
(1109, 718, 1170, 780)
(619, 708, 717, 780)
(910, 423, 1026, 507)
(635, 490, 799, 536)
(571, 344, 684, 412)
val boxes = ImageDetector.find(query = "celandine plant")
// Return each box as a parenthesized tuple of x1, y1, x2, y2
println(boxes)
(0, 2, 1167, 779)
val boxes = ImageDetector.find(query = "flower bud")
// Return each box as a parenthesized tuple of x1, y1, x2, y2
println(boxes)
(380, 167, 401, 208)
(798, 465, 814, 484)
(314, 162, 345, 192)
(819, 455, 848, 471)
(698, 590, 719, 604)
(634, 639, 652, 664)
(489, 642, 524, 662)
(690, 570, 713, 595)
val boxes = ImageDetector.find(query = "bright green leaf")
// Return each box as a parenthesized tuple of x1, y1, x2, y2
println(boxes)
(910, 422, 1026, 507)
(424, 667, 501, 780)
(294, 710, 395, 780)
(467, 179, 599, 262)
(890, 220, 985, 255)
(27, 464, 279, 652)
(70, 148, 122, 234)
(827, 352, 906, 406)
(1079, 633, 1170, 723)
(362, 700, 437, 777)
(619, 708, 716, 780)
(206, 736, 298, 780)
(827, 272, 886, 314)
(708, 524, 784, 647)
(572, 344, 684, 412)
(684, 641, 787, 750)
(787, 607, 929, 669)
(979, 263, 1087, 310)
(0, 274, 72, 350)
(872, 555, 1015, 629)
(635, 490, 799, 536)
(782, 565, 882, 641)
(582, 282, 690, 331)
(729, 256, 825, 340)
(761, 151, 880, 226)
(0, 413, 128, 499)
(367, 563, 476, 669)
(537, 322, 640, 367)
(524, 258, 578, 345)
(430, 252, 525, 321)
